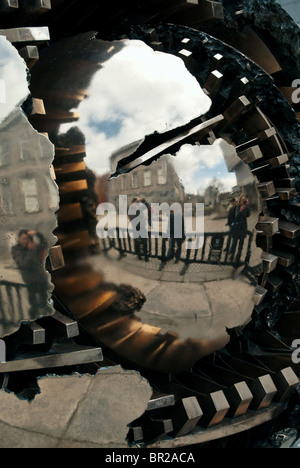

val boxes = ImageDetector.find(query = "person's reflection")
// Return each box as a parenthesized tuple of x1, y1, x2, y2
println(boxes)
(166, 208, 186, 264)
(229, 195, 250, 262)
(142, 198, 152, 227)
(227, 198, 237, 232)
(225, 198, 237, 253)
(12, 230, 50, 313)
(129, 198, 149, 263)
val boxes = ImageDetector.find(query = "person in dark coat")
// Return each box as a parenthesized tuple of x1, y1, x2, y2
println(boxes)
(128, 198, 149, 262)
(225, 198, 237, 252)
(229, 195, 250, 261)
(12, 230, 50, 313)
(142, 198, 152, 227)
(166, 209, 186, 263)
(227, 199, 237, 231)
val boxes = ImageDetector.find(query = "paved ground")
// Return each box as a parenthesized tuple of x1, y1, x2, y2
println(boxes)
(89, 248, 256, 346)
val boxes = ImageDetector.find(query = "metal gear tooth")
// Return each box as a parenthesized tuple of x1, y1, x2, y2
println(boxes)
(0, 0, 300, 448)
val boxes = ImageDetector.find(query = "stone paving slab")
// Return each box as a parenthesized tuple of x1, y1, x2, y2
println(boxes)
(0, 366, 152, 448)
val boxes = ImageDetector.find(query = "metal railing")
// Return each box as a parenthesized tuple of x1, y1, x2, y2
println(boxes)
(0, 280, 29, 328)
(99, 228, 254, 275)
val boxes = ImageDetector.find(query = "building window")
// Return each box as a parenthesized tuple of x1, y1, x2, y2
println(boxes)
(144, 170, 152, 187)
(157, 161, 167, 185)
(121, 175, 127, 190)
(40, 136, 51, 159)
(22, 178, 40, 213)
(46, 177, 59, 211)
(0, 181, 12, 214)
(20, 137, 33, 161)
(0, 142, 10, 167)
(132, 173, 138, 189)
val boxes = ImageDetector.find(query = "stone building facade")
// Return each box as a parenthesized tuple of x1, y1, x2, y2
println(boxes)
(0, 109, 58, 262)
(109, 142, 185, 208)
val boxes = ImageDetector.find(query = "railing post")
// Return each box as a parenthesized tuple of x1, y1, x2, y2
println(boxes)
(159, 237, 168, 271)
(181, 238, 192, 276)
(15, 284, 24, 322)
(108, 228, 116, 250)
(127, 230, 133, 253)
(245, 231, 253, 264)
(0, 340, 6, 363)
(116, 227, 126, 258)
(148, 230, 152, 258)
(106, 230, 254, 270)
(224, 233, 231, 264)
(5, 284, 14, 321)
(0, 281, 29, 334)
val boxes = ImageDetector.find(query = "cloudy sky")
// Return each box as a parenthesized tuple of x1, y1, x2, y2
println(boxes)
(171, 140, 237, 195)
(59, 39, 236, 193)
(0, 35, 29, 124)
(59, 40, 211, 168)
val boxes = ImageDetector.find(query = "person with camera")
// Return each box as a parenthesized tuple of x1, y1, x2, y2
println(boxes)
(229, 195, 250, 262)
(12, 229, 50, 314)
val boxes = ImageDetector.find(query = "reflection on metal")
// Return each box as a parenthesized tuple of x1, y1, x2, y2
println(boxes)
(0, 0, 299, 449)
(0, 344, 103, 373)
(101, 228, 254, 276)
(147, 393, 176, 411)
(28, 35, 263, 370)
(0, 35, 58, 338)
(111, 115, 225, 175)
(0, 34, 28, 123)
(145, 403, 288, 449)
(129, 396, 203, 444)
(0, 26, 50, 44)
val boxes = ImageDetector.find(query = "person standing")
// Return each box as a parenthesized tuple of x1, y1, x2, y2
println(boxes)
(166, 209, 186, 264)
(128, 198, 149, 262)
(12, 230, 50, 314)
(229, 195, 250, 262)
(225, 198, 237, 252)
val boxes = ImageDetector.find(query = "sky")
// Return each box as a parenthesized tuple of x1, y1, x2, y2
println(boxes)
(59, 39, 237, 194)
(0, 35, 29, 124)
(170, 140, 237, 195)
(277, 0, 300, 26)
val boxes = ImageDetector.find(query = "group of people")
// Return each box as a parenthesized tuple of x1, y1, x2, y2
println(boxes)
(11, 198, 249, 297)
(12, 229, 50, 313)
(129, 198, 186, 264)
(127, 194, 250, 265)
(226, 195, 250, 260)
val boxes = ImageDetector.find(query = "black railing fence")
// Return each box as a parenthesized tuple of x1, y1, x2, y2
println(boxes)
(99, 228, 254, 275)
(0, 280, 29, 327)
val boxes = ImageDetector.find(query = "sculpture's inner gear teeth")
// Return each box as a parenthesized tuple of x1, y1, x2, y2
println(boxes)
(0, 0, 300, 448)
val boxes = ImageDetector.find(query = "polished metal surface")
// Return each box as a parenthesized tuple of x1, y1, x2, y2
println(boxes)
(0, 34, 58, 338)
(0, 0, 299, 448)
(28, 34, 263, 368)
(0, 343, 103, 373)
(146, 403, 288, 449)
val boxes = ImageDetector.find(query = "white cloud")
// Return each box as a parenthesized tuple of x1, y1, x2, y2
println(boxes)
(57, 39, 239, 195)
(0, 36, 29, 124)
(59, 39, 212, 176)
(169, 140, 237, 195)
